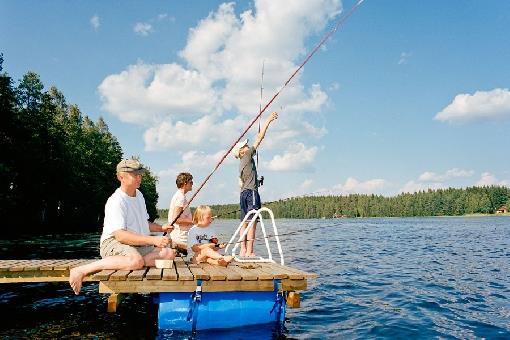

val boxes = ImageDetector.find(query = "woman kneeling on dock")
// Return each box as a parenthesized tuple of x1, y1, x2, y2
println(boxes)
(69, 159, 176, 295)
(187, 205, 233, 266)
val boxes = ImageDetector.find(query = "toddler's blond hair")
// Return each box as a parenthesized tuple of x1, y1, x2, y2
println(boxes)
(193, 205, 212, 224)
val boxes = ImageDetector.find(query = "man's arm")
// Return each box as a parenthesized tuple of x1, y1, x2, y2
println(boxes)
(253, 111, 278, 150)
(113, 229, 169, 248)
(149, 221, 174, 233)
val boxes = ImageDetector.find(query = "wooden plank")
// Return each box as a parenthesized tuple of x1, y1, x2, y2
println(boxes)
(212, 264, 242, 281)
(32, 260, 65, 271)
(0, 276, 63, 283)
(227, 264, 259, 281)
(283, 279, 307, 291)
(92, 269, 116, 281)
(9, 260, 33, 272)
(99, 280, 196, 294)
(0, 259, 311, 295)
(200, 264, 226, 281)
(268, 262, 318, 279)
(162, 267, 178, 281)
(145, 267, 162, 280)
(39, 259, 71, 271)
(265, 263, 304, 279)
(68, 259, 97, 269)
(15, 260, 40, 271)
(98, 279, 275, 293)
(174, 257, 187, 266)
(235, 263, 273, 280)
(53, 259, 82, 271)
(257, 263, 288, 279)
(202, 280, 274, 292)
(109, 270, 131, 281)
(188, 264, 210, 280)
(0, 260, 18, 272)
(175, 264, 194, 281)
(127, 268, 148, 281)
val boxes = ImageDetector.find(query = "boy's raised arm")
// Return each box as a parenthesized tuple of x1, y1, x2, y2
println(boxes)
(253, 111, 278, 149)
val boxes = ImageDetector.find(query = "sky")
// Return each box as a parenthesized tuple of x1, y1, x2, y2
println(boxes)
(1, 0, 509, 209)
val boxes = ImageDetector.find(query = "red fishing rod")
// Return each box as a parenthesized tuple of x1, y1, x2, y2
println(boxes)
(166, 0, 366, 232)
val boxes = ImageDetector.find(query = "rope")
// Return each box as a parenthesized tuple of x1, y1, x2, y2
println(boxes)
(165, 0, 366, 233)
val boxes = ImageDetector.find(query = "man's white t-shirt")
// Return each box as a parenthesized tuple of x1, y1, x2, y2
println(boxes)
(101, 188, 150, 244)
(186, 224, 218, 258)
(168, 190, 192, 245)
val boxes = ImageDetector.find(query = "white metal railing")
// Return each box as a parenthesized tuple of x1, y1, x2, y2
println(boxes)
(224, 207, 284, 265)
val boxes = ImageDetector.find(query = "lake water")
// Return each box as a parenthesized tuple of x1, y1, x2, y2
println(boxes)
(0, 217, 509, 339)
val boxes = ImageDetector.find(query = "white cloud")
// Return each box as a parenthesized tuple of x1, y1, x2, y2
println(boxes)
(399, 180, 444, 194)
(398, 51, 412, 65)
(90, 15, 100, 31)
(144, 115, 243, 151)
(435, 88, 510, 123)
(300, 179, 314, 191)
(418, 168, 474, 182)
(333, 177, 388, 195)
(99, 0, 341, 153)
(157, 13, 169, 21)
(134, 22, 154, 36)
(328, 82, 340, 91)
(98, 63, 217, 125)
(476, 172, 510, 186)
(399, 168, 507, 194)
(265, 143, 318, 172)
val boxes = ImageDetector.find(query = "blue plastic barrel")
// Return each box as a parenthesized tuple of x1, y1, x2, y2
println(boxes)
(157, 290, 286, 331)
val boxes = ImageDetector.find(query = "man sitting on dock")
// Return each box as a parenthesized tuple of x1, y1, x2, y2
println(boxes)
(69, 159, 176, 295)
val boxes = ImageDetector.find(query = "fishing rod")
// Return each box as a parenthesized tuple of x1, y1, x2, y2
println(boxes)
(256, 60, 265, 169)
(165, 0, 366, 233)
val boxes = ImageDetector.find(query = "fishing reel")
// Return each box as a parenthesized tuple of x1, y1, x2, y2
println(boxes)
(258, 175, 264, 187)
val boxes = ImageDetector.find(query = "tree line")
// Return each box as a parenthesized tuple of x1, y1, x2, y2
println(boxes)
(0, 54, 159, 235)
(179, 186, 509, 220)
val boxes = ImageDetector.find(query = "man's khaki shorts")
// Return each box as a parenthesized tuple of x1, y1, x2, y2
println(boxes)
(100, 237, 155, 258)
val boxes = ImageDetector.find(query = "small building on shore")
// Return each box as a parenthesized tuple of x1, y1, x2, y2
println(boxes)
(496, 205, 508, 214)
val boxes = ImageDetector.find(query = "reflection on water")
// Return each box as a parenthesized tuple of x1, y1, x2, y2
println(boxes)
(0, 217, 509, 339)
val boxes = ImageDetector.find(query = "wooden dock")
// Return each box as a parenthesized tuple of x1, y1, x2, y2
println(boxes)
(0, 258, 317, 312)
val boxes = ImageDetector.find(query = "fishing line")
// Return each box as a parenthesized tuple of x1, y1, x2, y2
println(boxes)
(211, 187, 347, 218)
(165, 0, 366, 233)
(219, 219, 347, 248)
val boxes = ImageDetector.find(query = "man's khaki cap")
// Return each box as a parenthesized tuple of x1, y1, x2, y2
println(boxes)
(116, 159, 147, 174)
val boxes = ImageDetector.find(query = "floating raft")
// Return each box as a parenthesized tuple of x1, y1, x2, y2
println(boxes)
(0, 258, 317, 331)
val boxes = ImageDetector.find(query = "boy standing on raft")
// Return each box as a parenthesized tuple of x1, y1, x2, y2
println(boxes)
(232, 111, 278, 257)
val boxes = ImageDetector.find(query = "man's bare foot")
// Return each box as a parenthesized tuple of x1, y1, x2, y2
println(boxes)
(246, 253, 257, 257)
(69, 267, 86, 295)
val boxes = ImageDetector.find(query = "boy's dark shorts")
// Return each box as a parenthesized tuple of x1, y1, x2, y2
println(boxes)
(240, 189, 261, 221)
